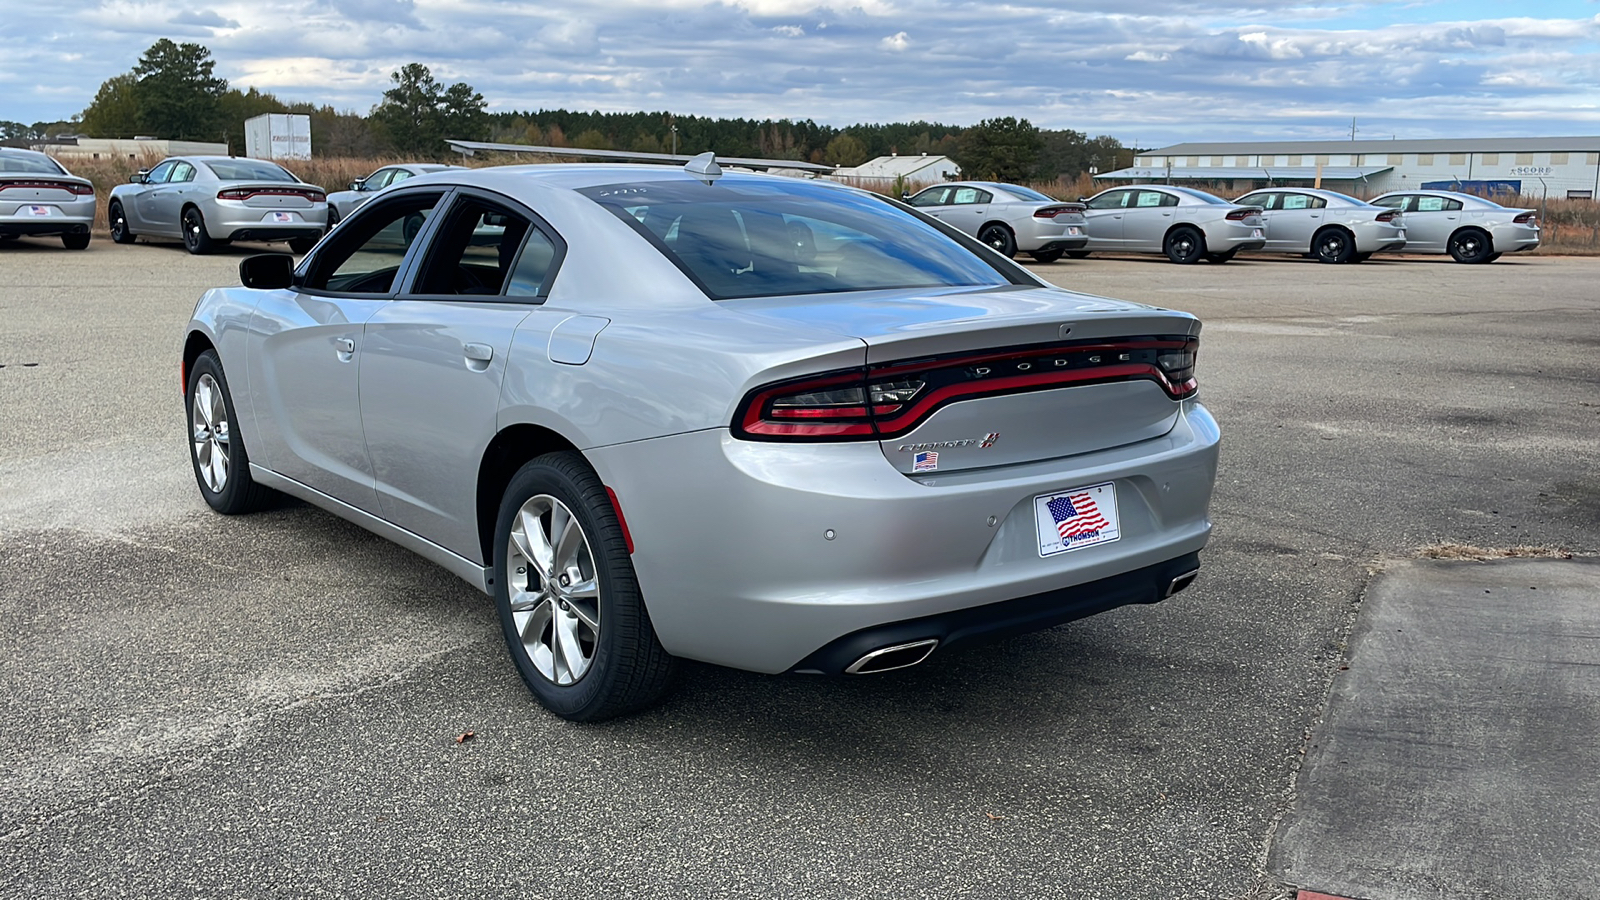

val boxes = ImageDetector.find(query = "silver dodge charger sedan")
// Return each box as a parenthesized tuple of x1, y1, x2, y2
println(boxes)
(182, 158, 1220, 721)
(905, 181, 1088, 262)
(110, 156, 327, 254)
(0, 147, 96, 249)
(1369, 189, 1540, 263)
(325, 163, 462, 229)
(1078, 185, 1266, 263)
(1232, 187, 1407, 263)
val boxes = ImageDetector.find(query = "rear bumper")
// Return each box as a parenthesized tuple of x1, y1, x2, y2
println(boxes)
(1488, 223, 1540, 253)
(225, 226, 324, 243)
(0, 220, 91, 236)
(207, 200, 328, 241)
(586, 400, 1220, 674)
(0, 199, 96, 237)
(787, 551, 1201, 674)
(1205, 221, 1268, 253)
(1015, 218, 1088, 252)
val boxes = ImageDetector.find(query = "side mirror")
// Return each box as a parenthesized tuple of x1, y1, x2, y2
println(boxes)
(900, 192, 911, 202)
(130, 171, 148, 184)
(1078, 196, 1088, 202)
(239, 254, 296, 290)
(350, 180, 364, 191)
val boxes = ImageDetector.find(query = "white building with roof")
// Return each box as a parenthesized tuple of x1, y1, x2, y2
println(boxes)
(830, 153, 959, 188)
(1097, 137, 1600, 200)
(31, 136, 230, 162)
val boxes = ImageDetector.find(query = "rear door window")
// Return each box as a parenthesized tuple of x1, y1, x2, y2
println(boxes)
(1085, 190, 1130, 210)
(301, 191, 445, 293)
(908, 187, 951, 207)
(408, 194, 564, 299)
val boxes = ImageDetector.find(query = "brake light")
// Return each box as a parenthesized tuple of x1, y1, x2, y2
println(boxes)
(1225, 208, 1258, 221)
(1514, 212, 1538, 225)
(734, 336, 1199, 441)
(1375, 210, 1401, 223)
(0, 180, 93, 195)
(217, 188, 326, 202)
(1033, 205, 1079, 219)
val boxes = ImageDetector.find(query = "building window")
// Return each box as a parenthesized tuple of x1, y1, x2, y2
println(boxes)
(1551, 152, 1569, 166)
(1210, 156, 1223, 166)
(1417, 154, 1434, 166)
(1568, 190, 1593, 200)
(1588, 153, 1599, 165)
(1316, 155, 1329, 165)
(1449, 153, 1466, 166)
(1388, 154, 1403, 165)
(1186, 156, 1198, 167)
(1482, 153, 1499, 165)
(1287, 155, 1302, 166)
(1260, 155, 1275, 166)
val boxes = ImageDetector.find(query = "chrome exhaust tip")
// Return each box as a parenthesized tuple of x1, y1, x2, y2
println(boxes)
(845, 638, 939, 675)
(1165, 568, 1200, 598)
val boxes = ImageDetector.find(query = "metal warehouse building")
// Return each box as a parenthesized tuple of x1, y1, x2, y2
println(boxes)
(1097, 137, 1600, 200)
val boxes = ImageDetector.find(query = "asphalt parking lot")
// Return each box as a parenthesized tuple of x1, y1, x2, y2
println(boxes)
(2, 241, 1597, 899)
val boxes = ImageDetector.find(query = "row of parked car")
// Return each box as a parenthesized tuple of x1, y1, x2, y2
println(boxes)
(905, 180, 1543, 264)
(0, 146, 1542, 265)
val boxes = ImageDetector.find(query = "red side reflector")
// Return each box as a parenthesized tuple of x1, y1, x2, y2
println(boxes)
(605, 487, 634, 554)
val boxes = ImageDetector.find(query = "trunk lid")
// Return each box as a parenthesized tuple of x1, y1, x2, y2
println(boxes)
(726, 284, 1199, 474)
(224, 183, 323, 209)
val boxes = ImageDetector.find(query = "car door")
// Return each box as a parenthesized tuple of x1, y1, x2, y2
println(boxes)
(1123, 190, 1177, 250)
(1237, 192, 1285, 250)
(1272, 191, 1324, 253)
(1403, 195, 1461, 253)
(132, 160, 177, 234)
(1081, 189, 1129, 247)
(907, 186, 954, 222)
(359, 190, 566, 559)
(942, 186, 993, 237)
(245, 189, 448, 511)
(150, 160, 197, 232)
(352, 168, 397, 212)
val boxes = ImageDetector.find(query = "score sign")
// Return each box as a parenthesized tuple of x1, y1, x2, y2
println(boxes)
(1510, 166, 1554, 176)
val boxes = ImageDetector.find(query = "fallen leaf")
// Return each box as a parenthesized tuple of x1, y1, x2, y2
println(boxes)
(456, 731, 476, 744)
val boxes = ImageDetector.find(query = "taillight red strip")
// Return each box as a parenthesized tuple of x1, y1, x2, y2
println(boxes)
(871, 364, 1184, 434)
(0, 180, 93, 195)
(1226, 207, 1260, 220)
(1375, 210, 1400, 222)
(217, 189, 325, 202)
(870, 340, 1183, 378)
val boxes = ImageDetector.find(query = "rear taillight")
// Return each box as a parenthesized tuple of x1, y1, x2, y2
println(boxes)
(735, 336, 1199, 441)
(1514, 212, 1538, 226)
(0, 180, 93, 195)
(1033, 206, 1078, 219)
(1225, 208, 1258, 221)
(1375, 210, 1400, 223)
(217, 188, 325, 202)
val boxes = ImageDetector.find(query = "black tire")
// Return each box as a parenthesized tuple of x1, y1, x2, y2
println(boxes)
(1485, 252, 1503, 263)
(182, 206, 215, 255)
(402, 213, 425, 245)
(1351, 252, 1373, 263)
(494, 452, 677, 722)
(978, 223, 1017, 258)
(288, 237, 318, 255)
(1313, 227, 1356, 264)
(109, 201, 136, 244)
(1448, 228, 1493, 263)
(1066, 250, 1092, 259)
(325, 206, 341, 234)
(62, 233, 91, 250)
(1164, 226, 1205, 264)
(1206, 249, 1237, 264)
(1029, 248, 1065, 263)
(185, 350, 276, 515)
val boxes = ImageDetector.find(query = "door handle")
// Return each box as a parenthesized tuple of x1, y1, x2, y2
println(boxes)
(335, 337, 355, 356)
(464, 342, 493, 363)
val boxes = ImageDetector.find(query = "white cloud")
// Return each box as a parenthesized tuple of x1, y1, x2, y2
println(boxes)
(773, 24, 804, 36)
(880, 31, 909, 51)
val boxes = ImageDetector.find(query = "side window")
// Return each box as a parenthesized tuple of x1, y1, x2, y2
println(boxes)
(411, 195, 553, 298)
(390, 169, 413, 185)
(909, 187, 949, 207)
(145, 161, 176, 184)
(1159, 192, 1180, 207)
(170, 162, 196, 183)
(952, 187, 985, 204)
(1415, 196, 1450, 212)
(1237, 193, 1274, 210)
(302, 192, 444, 293)
(1134, 191, 1166, 208)
(365, 169, 394, 190)
(1371, 196, 1409, 211)
(1309, 196, 1328, 209)
(1085, 191, 1128, 210)
(1442, 198, 1463, 211)
(1280, 193, 1311, 210)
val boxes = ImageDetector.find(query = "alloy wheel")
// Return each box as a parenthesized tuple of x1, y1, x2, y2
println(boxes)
(190, 373, 230, 492)
(506, 494, 601, 685)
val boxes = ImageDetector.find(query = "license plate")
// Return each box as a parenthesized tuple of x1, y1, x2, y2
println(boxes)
(271, 212, 295, 223)
(27, 205, 52, 216)
(1251, 228, 1263, 238)
(1035, 482, 1121, 557)
(1067, 226, 1082, 236)
(1398, 230, 1407, 239)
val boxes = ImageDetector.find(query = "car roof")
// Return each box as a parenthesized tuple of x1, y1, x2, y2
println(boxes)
(402, 163, 861, 196)
(1374, 189, 1513, 207)
(1242, 187, 1368, 205)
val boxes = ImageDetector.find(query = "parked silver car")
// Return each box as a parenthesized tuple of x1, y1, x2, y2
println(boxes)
(109, 156, 327, 255)
(1232, 187, 1407, 263)
(1368, 190, 1540, 263)
(182, 158, 1219, 721)
(325, 163, 461, 230)
(1078, 185, 1266, 264)
(0, 147, 95, 249)
(905, 181, 1088, 262)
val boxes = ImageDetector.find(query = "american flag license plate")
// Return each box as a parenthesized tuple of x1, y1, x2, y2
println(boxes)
(1034, 482, 1120, 557)
(272, 212, 295, 223)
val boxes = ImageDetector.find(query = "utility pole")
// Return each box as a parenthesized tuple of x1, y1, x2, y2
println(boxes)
(1351, 117, 1357, 140)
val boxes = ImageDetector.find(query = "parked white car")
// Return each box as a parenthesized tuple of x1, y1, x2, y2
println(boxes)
(1368, 190, 1539, 263)
(1077, 185, 1266, 264)
(905, 181, 1088, 263)
(1233, 187, 1407, 263)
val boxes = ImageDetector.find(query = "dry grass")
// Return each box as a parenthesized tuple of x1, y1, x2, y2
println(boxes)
(1419, 543, 1577, 560)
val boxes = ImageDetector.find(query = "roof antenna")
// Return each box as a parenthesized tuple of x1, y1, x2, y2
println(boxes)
(684, 151, 722, 185)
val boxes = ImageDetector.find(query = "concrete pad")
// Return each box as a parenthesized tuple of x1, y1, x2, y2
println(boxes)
(1272, 557, 1600, 900)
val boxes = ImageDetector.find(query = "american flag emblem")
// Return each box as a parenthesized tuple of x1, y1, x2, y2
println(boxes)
(1048, 492, 1110, 542)
(913, 450, 938, 472)
(980, 432, 1000, 448)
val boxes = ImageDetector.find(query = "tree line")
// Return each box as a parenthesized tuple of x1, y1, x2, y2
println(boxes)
(2, 39, 1132, 181)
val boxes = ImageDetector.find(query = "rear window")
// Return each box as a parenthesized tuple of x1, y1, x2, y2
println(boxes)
(998, 184, 1053, 201)
(0, 153, 66, 175)
(580, 179, 1014, 300)
(204, 159, 297, 182)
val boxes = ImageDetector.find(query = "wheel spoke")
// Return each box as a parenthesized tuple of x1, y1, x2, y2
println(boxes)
(208, 444, 228, 489)
(508, 583, 550, 613)
(513, 509, 553, 579)
(552, 509, 584, 571)
(552, 611, 587, 681)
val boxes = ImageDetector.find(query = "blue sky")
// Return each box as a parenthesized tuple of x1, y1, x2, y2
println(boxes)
(2, 0, 1598, 147)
